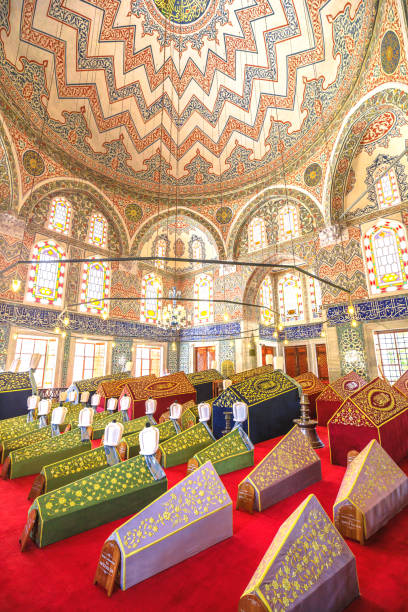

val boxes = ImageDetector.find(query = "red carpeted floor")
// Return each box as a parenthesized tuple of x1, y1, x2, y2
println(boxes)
(0, 428, 407, 612)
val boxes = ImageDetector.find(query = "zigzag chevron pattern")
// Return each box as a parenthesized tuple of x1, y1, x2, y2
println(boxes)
(0, 0, 376, 188)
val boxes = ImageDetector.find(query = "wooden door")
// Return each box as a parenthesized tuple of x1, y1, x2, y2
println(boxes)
(284, 345, 308, 377)
(316, 344, 329, 383)
(194, 347, 216, 372)
(261, 345, 275, 366)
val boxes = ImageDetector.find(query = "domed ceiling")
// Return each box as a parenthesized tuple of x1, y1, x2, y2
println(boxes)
(0, 0, 376, 197)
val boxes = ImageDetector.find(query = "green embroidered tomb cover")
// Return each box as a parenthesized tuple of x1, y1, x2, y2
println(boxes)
(41, 441, 129, 493)
(1, 426, 56, 462)
(8, 429, 87, 479)
(29, 455, 167, 547)
(126, 420, 179, 458)
(159, 422, 214, 468)
(193, 428, 254, 475)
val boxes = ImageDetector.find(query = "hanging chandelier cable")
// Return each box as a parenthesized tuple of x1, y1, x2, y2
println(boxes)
(0, 254, 350, 293)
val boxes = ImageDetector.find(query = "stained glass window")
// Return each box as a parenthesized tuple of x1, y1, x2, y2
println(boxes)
(88, 213, 108, 248)
(248, 217, 267, 252)
(278, 273, 304, 322)
(48, 196, 72, 235)
(194, 273, 214, 324)
(26, 240, 66, 306)
(155, 239, 167, 269)
(375, 169, 401, 209)
(278, 204, 299, 241)
(141, 273, 162, 324)
(260, 276, 274, 325)
(309, 277, 322, 318)
(80, 261, 110, 315)
(364, 220, 408, 295)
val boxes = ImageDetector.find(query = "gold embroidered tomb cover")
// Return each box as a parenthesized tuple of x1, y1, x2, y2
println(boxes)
(107, 461, 232, 590)
(294, 371, 326, 395)
(231, 364, 275, 385)
(96, 377, 151, 399)
(186, 369, 223, 384)
(241, 494, 359, 611)
(240, 426, 321, 511)
(125, 372, 195, 401)
(333, 440, 408, 539)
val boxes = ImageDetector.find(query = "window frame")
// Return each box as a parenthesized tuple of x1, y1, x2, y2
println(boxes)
(133, 345, 162, 377)
(193, 273, 214, 325)
(374, 329, 408, 383)
(72, 339, 107, 381)
(13, 333, 59, 389)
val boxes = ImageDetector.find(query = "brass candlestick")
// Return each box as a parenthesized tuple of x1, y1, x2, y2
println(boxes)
(293, 393, 324, 449)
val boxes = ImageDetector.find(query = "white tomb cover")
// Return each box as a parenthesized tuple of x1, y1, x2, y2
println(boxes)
(106, 461, 232, 590)
(145, 398, 157, 415)
(38, 399, 51, 416)
(139, 425, 159, 456)
(169, 401, 182, 420)
(51, 406, 67, 425)
(104, 422, 124, 446)
(27, 395, 39, 411)
(107, 397, 118, 412)
(241, 494, 359, 611)
(120, 395, 131, 412)
(78, 407, 94, 427)
(197, 402, 211, 423)
(333, 439, 408, 540)
(91, 393, 100, 407)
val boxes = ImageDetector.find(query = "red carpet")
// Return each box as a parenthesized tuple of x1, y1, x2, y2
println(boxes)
(0, 428, 407, 612)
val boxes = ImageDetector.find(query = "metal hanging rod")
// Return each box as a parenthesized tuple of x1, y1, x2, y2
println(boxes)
(1, 255, 350, 293)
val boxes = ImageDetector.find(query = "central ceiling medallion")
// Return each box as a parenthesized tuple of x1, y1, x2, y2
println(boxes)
(152, 0, 211, 24)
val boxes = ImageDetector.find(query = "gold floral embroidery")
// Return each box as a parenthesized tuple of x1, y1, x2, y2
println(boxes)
(121, 464, 230, 552)
(160, 422, 213, 455)
(9, 429, 82, 464)
(195, 428, 248, 464)
(330, 400, 373, 427)
(33, 455, 155, 519)
(246, 427, 319, 490)
(294, 371, 326, 395)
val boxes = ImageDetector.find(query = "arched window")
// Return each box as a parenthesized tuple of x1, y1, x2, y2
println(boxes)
(80, 261, 110, 315)
(26, 240, 66, 306)
(309, 277, 322, 318)
(278, 274, 304, 322)
(278, 204, 299, 242)
(363, 220, 408, 295)
(248, 217, 267, 252)
(375, 169, 401, 209)
(48, 196, 72, 235)
(194, 273, 214, 324)
(141, 273, 162, 324)
(260, 276, 274, 325)
(88, 213, 108, 248)
(155, 239, 167, 269)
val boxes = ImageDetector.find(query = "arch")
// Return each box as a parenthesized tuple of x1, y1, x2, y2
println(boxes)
(228, 186, 324, 258)
(141, 272, 162, 324)
(242, 251, 306, 321)
(325, 85, 408, 222)
(130, 207, 226, 259)
(20, 178, 129, 254)
(0, 112, 20, 212)
(80, 260, 110, 315)
(363, 219, 408, 295)
(26, 239, 66, 307)
(194, 273, 214, 324)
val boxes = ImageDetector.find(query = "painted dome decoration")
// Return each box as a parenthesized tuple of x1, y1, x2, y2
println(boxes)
(0, 0, 376, 196)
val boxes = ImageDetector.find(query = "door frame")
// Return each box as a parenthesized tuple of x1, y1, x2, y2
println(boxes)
(190, 341, 219, 373)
